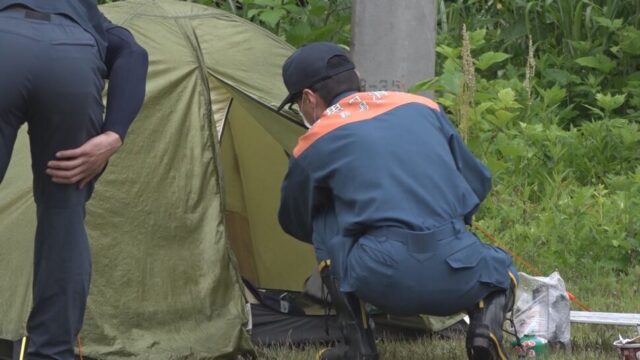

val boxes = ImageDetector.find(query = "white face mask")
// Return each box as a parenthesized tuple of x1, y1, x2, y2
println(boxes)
(301, 113, 313, 129)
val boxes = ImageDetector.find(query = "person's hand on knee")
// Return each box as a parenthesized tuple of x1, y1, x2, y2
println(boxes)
(46, 131, 122, 188)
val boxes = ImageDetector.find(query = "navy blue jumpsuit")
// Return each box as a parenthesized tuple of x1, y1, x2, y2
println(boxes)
(0, 1, 147, 358)
(279, 91, 517, 316)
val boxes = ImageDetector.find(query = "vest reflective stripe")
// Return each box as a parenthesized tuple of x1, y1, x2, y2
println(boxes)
(293, 91, 440, 158)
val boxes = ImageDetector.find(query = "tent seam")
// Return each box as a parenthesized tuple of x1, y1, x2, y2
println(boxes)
(173, 15, 253, 335)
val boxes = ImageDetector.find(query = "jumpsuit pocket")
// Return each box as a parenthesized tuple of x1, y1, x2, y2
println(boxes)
(445, 242, 483, 269)
(409, 251, 434, 262)
(347, 236, 399, 309)
(356, 236, 398, 270)
(49, 25, 98, 47)
(347, 235, 399, 291)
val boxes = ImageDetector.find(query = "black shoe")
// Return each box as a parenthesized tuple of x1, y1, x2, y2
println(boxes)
(319, 265, 379, 360)
(466, 321, 509, 360)
(466, 283, 516, 360)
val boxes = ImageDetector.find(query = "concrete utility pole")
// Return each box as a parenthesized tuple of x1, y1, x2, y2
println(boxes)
(351, 0, 437, 93)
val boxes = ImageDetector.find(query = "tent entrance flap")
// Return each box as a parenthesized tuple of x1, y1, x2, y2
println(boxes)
(221, 91, 316, 291)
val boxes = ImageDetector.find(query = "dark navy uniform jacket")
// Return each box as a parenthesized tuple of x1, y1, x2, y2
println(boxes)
(278, 92, 518, 316)
(279, 91, 492, 244)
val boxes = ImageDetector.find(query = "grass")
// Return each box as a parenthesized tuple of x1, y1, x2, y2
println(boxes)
(249, 271, 639, 360)
(253, 324, 630, 359)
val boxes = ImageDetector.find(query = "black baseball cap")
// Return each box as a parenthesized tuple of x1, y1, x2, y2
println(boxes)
(277, 42, 355, 111)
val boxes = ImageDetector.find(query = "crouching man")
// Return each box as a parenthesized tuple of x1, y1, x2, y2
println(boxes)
(276, 42, 518, 360)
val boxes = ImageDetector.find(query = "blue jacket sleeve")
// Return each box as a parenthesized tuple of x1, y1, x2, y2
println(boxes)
(278, 157, 316, 243)
(102, 22, 149, 140)
(436, 109, 492, 223)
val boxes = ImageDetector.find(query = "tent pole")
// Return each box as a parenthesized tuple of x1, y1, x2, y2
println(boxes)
(19, 337, 26, 360)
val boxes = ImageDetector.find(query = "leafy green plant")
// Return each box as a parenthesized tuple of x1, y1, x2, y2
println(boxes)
(212, 0, 351, 47)
(414, 15, 640, 280)
(96, 0, 351, 47)
(437, 0, 640, 128)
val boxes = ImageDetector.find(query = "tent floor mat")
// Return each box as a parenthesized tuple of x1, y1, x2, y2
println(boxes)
(0, 339, 11, 360)
(0, 338, 97, 360)
(250, 303, 468, 346)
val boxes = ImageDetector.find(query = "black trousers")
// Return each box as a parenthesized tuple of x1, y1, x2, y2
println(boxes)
(0, 8, 105, 360)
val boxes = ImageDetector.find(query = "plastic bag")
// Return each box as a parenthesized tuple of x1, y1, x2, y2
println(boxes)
(513, 271, 571, 349)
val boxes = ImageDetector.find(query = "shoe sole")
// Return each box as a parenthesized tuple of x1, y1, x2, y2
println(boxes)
(469, 334, 509, 360)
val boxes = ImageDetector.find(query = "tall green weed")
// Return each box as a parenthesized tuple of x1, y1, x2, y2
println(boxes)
(438, 0, 640, 126)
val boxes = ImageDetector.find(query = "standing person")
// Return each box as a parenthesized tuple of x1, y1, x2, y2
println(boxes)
(277, 42, 518, 360)
(0, 1, 148, 358)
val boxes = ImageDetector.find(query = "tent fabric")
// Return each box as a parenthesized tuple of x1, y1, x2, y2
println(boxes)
(0, 339, 10, 360)
(250, 303, 342, 345)
(221, 90, 316, 291)
(0, 128, 34, 340)
(0, 0, 311, 358)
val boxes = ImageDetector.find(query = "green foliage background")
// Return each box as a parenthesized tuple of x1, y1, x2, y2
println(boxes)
(414, 1, 640, 290)
(98, 0, 351, 47)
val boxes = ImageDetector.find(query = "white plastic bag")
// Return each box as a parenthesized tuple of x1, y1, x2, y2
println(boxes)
(513, 271, 571, 349)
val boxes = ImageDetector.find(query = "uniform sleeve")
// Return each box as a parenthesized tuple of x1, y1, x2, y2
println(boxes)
(278, 157, 317, 243)
(436, 109, 492, 223)
(102, 24, 149, 140)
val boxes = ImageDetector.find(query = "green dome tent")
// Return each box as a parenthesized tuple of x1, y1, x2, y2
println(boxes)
(0, 1, 464, 358)
(0, 0, 314, 358)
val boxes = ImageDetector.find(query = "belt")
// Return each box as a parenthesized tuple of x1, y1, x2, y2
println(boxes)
(366, 219, 466, 253)
(2, 5, 51, 21)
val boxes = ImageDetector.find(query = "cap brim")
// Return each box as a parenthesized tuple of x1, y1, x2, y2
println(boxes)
(276, 93, 295, 112)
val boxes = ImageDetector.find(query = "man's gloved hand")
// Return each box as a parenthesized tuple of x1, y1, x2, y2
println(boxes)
(46, 131, 123, 188)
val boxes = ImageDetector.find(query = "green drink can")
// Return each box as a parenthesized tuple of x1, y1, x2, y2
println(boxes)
(512, 335, 549, 359)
